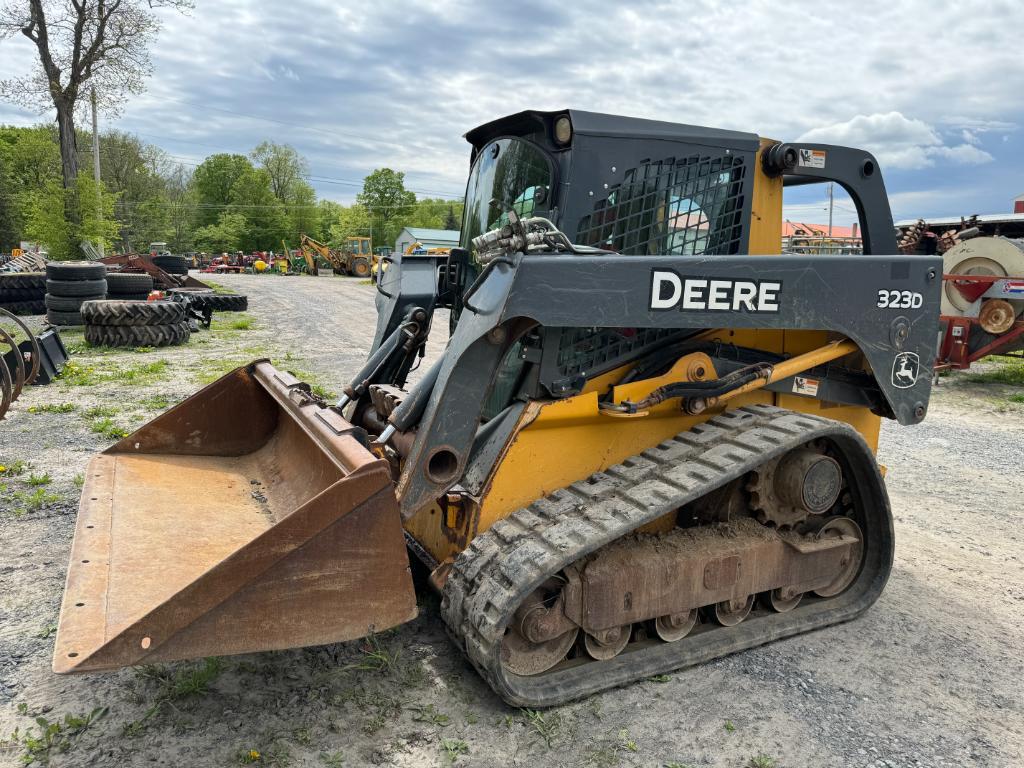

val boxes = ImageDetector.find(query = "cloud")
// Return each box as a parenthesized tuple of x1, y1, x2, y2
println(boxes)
(797, 112, 993, 170)
(0, 0, 1022, 207)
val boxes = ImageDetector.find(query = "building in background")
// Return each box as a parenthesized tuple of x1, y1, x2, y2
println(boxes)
(395, 227, 459, 255)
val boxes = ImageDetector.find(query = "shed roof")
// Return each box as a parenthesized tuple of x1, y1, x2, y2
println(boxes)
(402, 227, 459, 242)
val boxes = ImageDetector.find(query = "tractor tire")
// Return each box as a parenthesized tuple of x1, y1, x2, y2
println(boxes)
(0, 272, 46, 292)
(46, 309, 85, 326)
(1, 300, 46, 315)
(80, 299, 186, 327)
(350, 258, 371, 278)
(45, 261, 106, 280)
(46, 278, 108, 297)
(105, 272, 154, 296)
(85, 321, 190, 348)
(182, 292, 248, 313)
(0, 288, 39, 302)
(45, 294, 106, 312)
(152, 254, 189, 275)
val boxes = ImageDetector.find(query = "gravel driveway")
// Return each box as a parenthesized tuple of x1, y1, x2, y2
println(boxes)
(0, 273, 1021, 767)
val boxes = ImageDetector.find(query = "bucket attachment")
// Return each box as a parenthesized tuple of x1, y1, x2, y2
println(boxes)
(54, 361, 417, 673)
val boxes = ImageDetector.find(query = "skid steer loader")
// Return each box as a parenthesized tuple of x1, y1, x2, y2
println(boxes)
(54, 110, 941, 706)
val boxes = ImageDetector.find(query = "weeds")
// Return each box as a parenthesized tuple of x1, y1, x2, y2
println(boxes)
(1008, 393, 1024, 404)
(35, 624, 57, 639)
(140, 395, 174, 410)
(83, 405, 116, 418)
(648, 674, 671, 683)
(319, 751, 344, 767)
(122, 659, 224, 736)
(237, 748, 262, 764)
(440, 737, 469, 764)
(60, 359, 170, 387)
(583, 728, 640, 767)
(520, 708, 560, 748)
(26, 472, 51, 486)
(27, 403, 75, 414)
(748, 755, 777, 768)
(965, 358, 1024, 385)
(352, 633, 402, 676)
(73, 474, 84, 488)
(412, 704, 450, 727)
(3, 706, 108, 765)
(0, 460, 27, 476)
(90, 418, 130, 440)
(11, 488, 61, 517)
(724, 720, 736, 732)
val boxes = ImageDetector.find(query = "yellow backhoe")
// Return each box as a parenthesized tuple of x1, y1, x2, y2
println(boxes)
(299, 234, 373, 278)
(54, 110, 941, 706)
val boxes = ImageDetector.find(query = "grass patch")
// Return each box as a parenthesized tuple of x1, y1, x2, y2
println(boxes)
(200, 279, 235, 295)
(748, 755, 777, 768)
(27, 403, 75, 414)
(440, 738, 469, 764)
(964, 358, 1024, 385)
(26, 472, 51, 486)
(140, 395, 175, 410)
(11, 488, 61, 517)
(520, 708, 560, 748)
(123, 659, 224, 736)
(83, 405, 117, 419)
(2, 707, 108, 765)
(412, 704, 450, 727)
(1, 460, 28, 476)
(90, 418, 130, 440)
(59, 359, 171, 387)
(210, 313, 256, 333)
(73, 473, 84, 488)
(1007, 393, 1024, 404)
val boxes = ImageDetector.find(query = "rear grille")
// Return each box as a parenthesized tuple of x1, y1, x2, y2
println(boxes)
(554, 327, 685, 379)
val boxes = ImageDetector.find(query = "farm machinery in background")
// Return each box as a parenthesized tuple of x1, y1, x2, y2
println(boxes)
(898, 217, 1024, 370)
(299, 234, 374, 277)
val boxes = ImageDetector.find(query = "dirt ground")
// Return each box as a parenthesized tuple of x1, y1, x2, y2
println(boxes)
(1, 273, 1022, 768)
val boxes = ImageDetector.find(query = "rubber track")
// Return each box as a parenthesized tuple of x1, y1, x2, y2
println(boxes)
(85, 321, 189, 347)
(441, 404, 893, 707)
(80, 299, 185, 326)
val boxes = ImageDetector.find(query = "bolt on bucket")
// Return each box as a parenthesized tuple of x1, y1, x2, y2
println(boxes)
(54, 361, 417, 673)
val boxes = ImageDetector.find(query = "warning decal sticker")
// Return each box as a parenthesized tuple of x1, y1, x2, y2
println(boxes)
(792, 376, 820, 396)
(798, 149, 827, 169)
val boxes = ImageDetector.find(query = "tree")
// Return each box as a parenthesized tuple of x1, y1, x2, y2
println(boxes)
(193, 211, 245, 253)
(23, 173, 119, 258)
(314, 199, 343, 241)
(327, 203, 370, 246)
(286, 180, 316, 241)
(251, 141, 308, 202)
(357, 168, 415, 248)
(0, 124, 61, 247)
(91, 129, 171, 249)
(164, 163, 195, 252)
(444, 204, 458, 231)
(228, 166, 287, 251)
(192, 153, 252, 226)
(0, 0, 189, 195)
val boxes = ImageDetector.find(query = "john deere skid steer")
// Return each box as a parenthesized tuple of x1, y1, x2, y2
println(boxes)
(54, 110, 941, 706)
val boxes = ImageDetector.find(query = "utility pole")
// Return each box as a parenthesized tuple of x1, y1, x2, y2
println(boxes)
(90, 87, 104, 257)
(823, 182, 831, 237)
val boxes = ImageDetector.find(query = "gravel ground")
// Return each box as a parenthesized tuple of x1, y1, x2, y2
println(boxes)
(1, 272, 1022, 768)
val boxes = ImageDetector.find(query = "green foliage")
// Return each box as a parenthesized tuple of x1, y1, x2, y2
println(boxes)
(965, 358, 1024, 385)
(411, 704, 450, 727)
(194, 211, 247, 253)
(0, 459, 27, 476)
(193, 153, 253, 226)
(229, 167, 288, 250)
(90, 418, 130, 440)
(20, 174, 121, 259)
(440, 738, 469, 764)
(27, 403, 75, 414)
(357, 168, 417, 246)
(520, 708, 560, 748)
(26, 472, 51, 486)
(3, 706, 108, 765)
(10, 487, 61, 517)
(748, 755, 777, 768)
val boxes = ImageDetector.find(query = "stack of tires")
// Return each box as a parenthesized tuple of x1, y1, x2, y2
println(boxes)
(80, 300, 190, 348)
(152, 254, 189, 275)
(0, 272, 46, 315)
(105, 271, 154, 301)
(45, 262, 107, 326)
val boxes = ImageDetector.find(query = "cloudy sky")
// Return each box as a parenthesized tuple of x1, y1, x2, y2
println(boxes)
(1, 0, 1022, 227)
